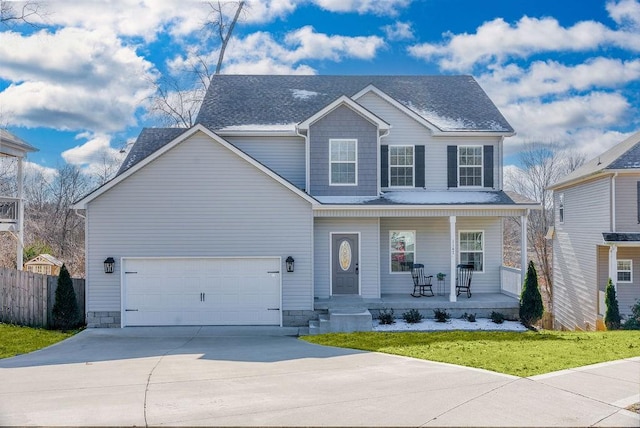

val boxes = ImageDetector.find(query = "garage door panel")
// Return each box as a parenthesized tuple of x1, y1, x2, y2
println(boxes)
(123, 257, 281, 327)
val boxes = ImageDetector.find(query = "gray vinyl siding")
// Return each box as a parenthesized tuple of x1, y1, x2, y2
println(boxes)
(598, 246, 640, 318)
(309, 105, 378, 196)
(225, 136, 306, 189)
(357, 92, 502, 191)
(85, 131, 313, 313)
(379, 217, 503, 294)
(615, 175, 640, 232)
(313, 218, 380, 299)
(553, 177, 611, 330)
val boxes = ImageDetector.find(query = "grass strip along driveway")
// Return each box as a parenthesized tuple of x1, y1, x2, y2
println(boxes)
(0, 323, 76, 359)
(302, 330, 640, 377)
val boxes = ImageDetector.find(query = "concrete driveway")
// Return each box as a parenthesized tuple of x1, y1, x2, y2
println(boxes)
(0, 327, 638, 427)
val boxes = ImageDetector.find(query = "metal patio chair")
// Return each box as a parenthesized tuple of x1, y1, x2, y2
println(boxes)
(455, 264, 474, 298)
(411, 263, 434, 297)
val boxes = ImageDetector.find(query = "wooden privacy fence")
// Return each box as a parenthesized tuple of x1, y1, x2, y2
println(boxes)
(0, 268, 85, 328)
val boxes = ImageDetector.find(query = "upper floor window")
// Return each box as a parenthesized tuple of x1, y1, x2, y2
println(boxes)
(458, 146, 483, 187)
(330, 139, 357, 185)
(389, 145, 414, 187)
(618, 260, 633, 283)
(459, 230, 484, 272)
(558, 193, 565, 224)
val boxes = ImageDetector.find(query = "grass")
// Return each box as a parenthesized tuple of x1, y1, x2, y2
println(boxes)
(302, 330, 640, 377)
(0, 323, 77, 359)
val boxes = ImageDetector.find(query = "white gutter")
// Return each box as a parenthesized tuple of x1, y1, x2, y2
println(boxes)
(612, 172, 618, 232)
(295, 126, 310, 192)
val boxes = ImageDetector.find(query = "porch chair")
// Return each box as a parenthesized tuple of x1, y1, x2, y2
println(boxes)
(455, 264, 474, 298)
(411, 263, 434, 297)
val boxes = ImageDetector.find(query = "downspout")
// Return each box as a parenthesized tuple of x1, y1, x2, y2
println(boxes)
(295, 126, 310, 194)
(295, 125, 314, 311)
(611, 173, 618, 232)
(379, 128, 390, 195)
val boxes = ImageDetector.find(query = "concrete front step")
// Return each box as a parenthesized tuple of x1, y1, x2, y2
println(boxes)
(308, 308, 373, 335)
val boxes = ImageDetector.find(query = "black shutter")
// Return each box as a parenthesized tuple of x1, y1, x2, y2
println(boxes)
(484, 145, 494, 188)
(415, 145, 425, 188)
(447, 146, 457, 188)
(381, 145, 389, 188)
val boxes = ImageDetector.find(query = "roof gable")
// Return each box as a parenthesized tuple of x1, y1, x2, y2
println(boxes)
(25, 254, 63, 266)
(196, 75, 513, 134)
(297, 95, 390, 131)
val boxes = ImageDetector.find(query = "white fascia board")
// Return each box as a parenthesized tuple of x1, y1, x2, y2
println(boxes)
(312, 203, 541, 212)
(73, 124, 317, 208)
(547, 170, 609, 191)
(434, 131, 516, 137)
(216, 130, 299, 137)
(297, 95, 390, 131)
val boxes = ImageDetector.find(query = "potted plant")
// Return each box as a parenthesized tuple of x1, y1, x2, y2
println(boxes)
(437, 272, 446, 281)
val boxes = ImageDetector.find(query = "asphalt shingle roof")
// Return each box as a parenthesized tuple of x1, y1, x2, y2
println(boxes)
(117, 127, 185, 176)
(196, 75, 513, 133)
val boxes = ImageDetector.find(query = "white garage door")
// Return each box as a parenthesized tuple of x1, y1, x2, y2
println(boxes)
(122, 257, 281, 326)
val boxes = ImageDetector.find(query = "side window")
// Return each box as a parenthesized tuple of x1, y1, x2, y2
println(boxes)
(458, 146, 483, 187)
(559, 193, 564, 224)
(329, 139, 357, 185)
(459, 231, 484, 272)
(617, 260, 632, 283)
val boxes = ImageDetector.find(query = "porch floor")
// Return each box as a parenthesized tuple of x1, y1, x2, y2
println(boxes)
(314, 293, 520, 318)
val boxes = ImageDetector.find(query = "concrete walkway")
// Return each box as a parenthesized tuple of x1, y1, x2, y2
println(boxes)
(0, 327, 638, 426)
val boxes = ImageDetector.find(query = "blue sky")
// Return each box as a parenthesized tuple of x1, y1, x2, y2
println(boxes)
(1, 0, 640, 177)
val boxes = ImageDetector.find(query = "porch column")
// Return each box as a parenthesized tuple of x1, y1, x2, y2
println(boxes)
(17, 157, 24, 271)
(449, 215, 457, 302)
(609, 245, 618, 291)
(521, 211, 528, 290)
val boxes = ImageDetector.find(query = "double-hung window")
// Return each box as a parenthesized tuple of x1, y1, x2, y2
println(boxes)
(389, 145, 414, 187)
(458, 146, 483, 187)
(618, 260, 632, 283)
(330, 139, 357, 185)
(390, 231, 415, 273)
(459, 231, 484, 272)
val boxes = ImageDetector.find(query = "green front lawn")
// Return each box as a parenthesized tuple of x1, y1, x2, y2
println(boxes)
(0, 323, 77, 359)
(302, 330, 640, 377)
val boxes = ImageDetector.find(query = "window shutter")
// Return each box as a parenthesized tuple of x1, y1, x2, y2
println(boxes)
(447, 146, 457, 188)
(415, 145, 425, 188)
(381, 145, 389, 187)
(483, 145, 494, 188)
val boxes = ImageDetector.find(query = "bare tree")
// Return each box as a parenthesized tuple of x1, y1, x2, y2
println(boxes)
(148, 1, 246, 127)
(504, 142, 586, 310)
(0, 0, 43, 26)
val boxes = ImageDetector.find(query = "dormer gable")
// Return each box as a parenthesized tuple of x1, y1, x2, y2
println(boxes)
(297, 95, 390, 134)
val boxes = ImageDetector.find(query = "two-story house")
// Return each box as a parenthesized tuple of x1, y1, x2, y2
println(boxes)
(549, 130, 640, 330)
(73, 75, 537, 329)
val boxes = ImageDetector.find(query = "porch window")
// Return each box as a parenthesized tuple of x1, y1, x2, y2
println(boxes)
(558, 193, 564, 224)
(390, 231, 415, 273)
(330, 139, 357, 185)
(389, 145, 414, 187)
(459, 231, 484, 272)
(458, 146, 483, 187)
(617, 259, 632, 283)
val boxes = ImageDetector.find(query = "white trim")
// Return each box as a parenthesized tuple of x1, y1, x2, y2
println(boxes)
(329, 138, 358, 186)
(73, 124, 317, 208)
(388, 145, 415, 188)
(120, 256, 283, 327)
(297, 95, 390, 131)
(617, 259, 633, 283)
(389, 230, 416, 274)
(329, 232, 361, 296)
(458, 145, 484, 188)
(458, 229, 485, 273)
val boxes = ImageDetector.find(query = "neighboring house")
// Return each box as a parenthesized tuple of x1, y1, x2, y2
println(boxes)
(549, 130, 640, 330)
(24, 254, 63, 276)
(73, 75, 538, 328)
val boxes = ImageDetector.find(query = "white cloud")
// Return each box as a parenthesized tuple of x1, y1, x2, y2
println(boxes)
(284, 26, 385, 61)
(243, 0, 299, 23)
(607, 0, 640, 28)
(478, 58, 640, 105)
(61, 133, 125, 177)
(0, 28, 157, 132)
(408, 16, 640, 71)
(24, 161, 58, 182)
(312, 0, 412, 16)
(382, 21, 414, 41)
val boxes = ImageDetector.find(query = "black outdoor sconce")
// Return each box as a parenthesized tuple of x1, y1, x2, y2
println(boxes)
(285, 256, 295, 273)
(104, 257, 115, 274)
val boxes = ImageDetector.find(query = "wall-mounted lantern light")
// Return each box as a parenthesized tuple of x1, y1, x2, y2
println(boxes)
(104, 257, 115, 274)
(285, 256, 295, 273)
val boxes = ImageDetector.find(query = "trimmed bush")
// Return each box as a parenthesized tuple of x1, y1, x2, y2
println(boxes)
(490, 311, 505, 324)
(519, 261, 544, 328)
(378, 308, 395, 325)
(604, 278, 622, 330)
(433, 308, 450, 323)
(463, 312, 477, 322)
(402, 309, 423, 324)
(51, 265, 80, 331)
(623, 299, 640, 330)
